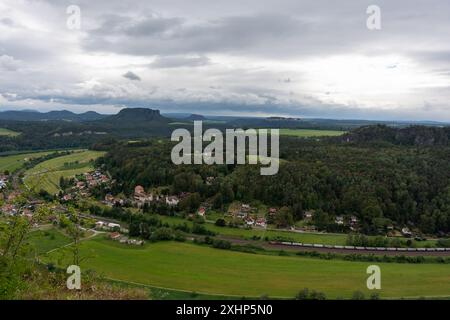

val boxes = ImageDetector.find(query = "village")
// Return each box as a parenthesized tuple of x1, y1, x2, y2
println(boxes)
(1, 164, 421, 250)
(1, 166, 364, 236)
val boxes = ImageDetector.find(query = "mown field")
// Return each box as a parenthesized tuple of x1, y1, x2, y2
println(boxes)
(23, 150, 105, 194)
(0, 127, 20, 137)
(279, 129, 345, 137)
(0, 151, 54, 173)
(45, 237, 450, 299)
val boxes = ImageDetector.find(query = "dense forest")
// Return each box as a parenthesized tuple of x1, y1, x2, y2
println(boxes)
(96, 125, 450, 236)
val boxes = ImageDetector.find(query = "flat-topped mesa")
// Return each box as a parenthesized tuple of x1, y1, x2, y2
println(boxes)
(115, 108, 161, 119)
(102, 107, 169, 123)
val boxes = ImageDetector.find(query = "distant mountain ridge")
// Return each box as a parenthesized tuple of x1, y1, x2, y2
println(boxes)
(100, 108, 170, 124)
(185, 114, 205, 121)
(0, 110, 107, 121)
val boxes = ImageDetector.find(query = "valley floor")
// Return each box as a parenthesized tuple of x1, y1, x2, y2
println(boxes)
(41, 234, 450, 299)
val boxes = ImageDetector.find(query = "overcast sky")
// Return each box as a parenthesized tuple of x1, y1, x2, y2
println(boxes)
(0, 0, 450, 120)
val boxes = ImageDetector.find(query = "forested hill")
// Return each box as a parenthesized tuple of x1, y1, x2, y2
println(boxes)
(342, 125, 450, 146)
(97, 138, 450, 236)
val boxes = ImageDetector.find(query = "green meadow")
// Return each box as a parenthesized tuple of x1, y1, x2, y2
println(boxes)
(26, 228, 72, 256)
(0, 151, 54, 173)
(0, 127, 20, 137)
(45, 237, 450, 299)
(23, 150, 105, 194)
(279, 129, 345, 137)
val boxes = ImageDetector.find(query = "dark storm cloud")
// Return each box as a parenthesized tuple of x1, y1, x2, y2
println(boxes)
(83, 13, 311, 57)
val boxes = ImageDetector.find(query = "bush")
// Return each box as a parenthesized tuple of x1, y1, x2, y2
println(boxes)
(215, 218, 226, 227)
(173, 230, 186, 242)
(149, 227, 174, 241)
(351, 291, 365, 300)
(192, 223, 215, 236)
(212, 239, 232, 250)
(370, 293, 380, 300)
(295, 288, 326, 300)
(437, 239, 450, 248)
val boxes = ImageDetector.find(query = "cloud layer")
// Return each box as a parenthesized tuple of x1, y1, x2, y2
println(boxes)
(0, 0, 449, 120)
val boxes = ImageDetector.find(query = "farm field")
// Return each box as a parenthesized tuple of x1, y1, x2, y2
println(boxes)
(45, 238, 450, 299)
(23, 150, 105, 194)
(0, 151, 54, 173)
(279, 128, 345, 137)
(0, 127, 20, 137)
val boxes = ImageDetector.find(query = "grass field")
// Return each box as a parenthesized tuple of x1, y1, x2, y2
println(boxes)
(26, 227, 72, 256)
(0, 151, 54, 173)
(24, 150, 105, 194)
(45, 238, 450, 299)
(0, 127, 20, 137)
(279, 129, 345, 137)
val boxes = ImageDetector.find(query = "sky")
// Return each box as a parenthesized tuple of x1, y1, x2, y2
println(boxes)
(0, 0, 450, 121)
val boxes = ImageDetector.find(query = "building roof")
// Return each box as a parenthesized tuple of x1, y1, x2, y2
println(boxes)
(134, 185, 145, 194)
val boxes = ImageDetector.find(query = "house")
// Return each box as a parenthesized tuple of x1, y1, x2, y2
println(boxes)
(105, 194, 115, 203)
(88, 180, 98, 188)
(76, 181, 85, 189)
(245, 217, 255, 226)
(304, 211, 314, 220)
(134, 185, 145, 196)
(110, 232, 121, 240)
(197, 207, 206, 217)
(402, 227, 412, 237)
(107, 222, 121, 230)
(350, 216, 358, 225)
(255, 218, 267, 228)
(95, 221, 105, 229)
(236, 211, 247, 218)
(166, 196, 179, 206)
(2, 204, 17, 215)
(21, 209, 33, 221)
(335, 216, 344, 225)
(62, 194, 73, 202)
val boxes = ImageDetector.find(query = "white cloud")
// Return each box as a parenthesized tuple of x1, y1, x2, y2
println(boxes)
(0, 55, 21, 71)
